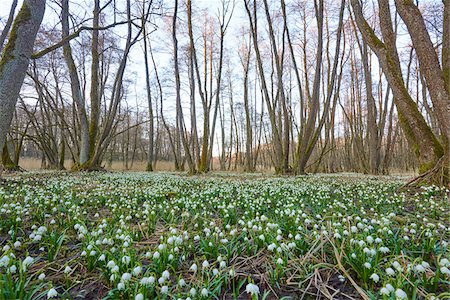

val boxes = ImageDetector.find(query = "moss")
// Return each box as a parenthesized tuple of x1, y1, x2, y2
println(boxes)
(0, 2, 32, 74)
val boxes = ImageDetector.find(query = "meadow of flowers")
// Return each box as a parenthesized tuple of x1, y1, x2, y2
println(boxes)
(0, 172, 448, 299)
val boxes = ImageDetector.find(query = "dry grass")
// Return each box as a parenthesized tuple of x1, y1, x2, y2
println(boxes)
(17, 158, 176, 172)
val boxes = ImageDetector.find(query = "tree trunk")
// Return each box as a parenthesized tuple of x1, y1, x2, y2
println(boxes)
(0, 0, 45, 168)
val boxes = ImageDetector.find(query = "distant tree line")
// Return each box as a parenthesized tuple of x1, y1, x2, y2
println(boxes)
(0, 0, 448, 185)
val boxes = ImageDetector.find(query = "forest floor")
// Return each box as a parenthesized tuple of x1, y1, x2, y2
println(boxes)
(0, 172, 449, 299)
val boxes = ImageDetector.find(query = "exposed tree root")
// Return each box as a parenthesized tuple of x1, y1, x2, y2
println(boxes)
(401, 156, 449, 190)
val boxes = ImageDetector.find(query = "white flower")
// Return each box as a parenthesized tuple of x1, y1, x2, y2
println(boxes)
(190, 263, 198, 272)
(135, 293, 144, 300)
(47, 288, 58, 298)
(179, 279, 186, 287)
(380, 287, 390, 295)
(379, 246, 390, 254)
(414, 264, 425, 273)
(98, 254, 106, 261)
(369, 273, 379, 283)
(9, 265, 17, 274)
(201, 288, 208, 296)
(363, 262, 371, 269)
(38, 273, 46, 280)
(162, 270, 170, 279)
(441, 266, 450, 275)
(268, 243, 276, 251)
(395, 289, 407, 299)
(122, 256, 131, 265)
(0, 256, 10, 267)
(277, 258, 284, 265)
(153, 251, 160, 259)
(117, 282, 125, 290)
(161, 286, 169, 294)
(121, 273, 132, 281)
(386, 267, 395, 276)
(13, 241, 21, 249)
(245, 283, 260, 295)
(202, 260, 209, 269)
(133, 266, 142, 276)
(386, 284, 394, 292)
(190, 288, 197, 296)
(440, 258, 450, 267)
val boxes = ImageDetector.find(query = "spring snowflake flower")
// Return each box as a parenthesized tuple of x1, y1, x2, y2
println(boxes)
(179, 279, 186, 287)
(22, 256, 34, 271)
(190, 263, 198, 272)
(201, 288, 208, 296)
(246, 283, 260, 295)
(161, 286, 169, 294)
(9, 265, 17, 274)
(277, 258, 284, 265)
(38, 273, 46, 280)
(414, 264, 425, 273)
(380, 287, 390, 295)
(386, 284, 394, 292)
(202, 260, 209, 269)
(441, 266, 450, 275)
(98, 254, 106, 261)
(122, 256, 131, 265)
(386, 267, 396, 276)
(133, 266, 142, 276)
(268, 243, 276, 251)
(395, 289, 407, 299)
(363, 262, 371, 269)
(379, 246, 390, 254)
(370, 273, 379, 282)
(117, 282, 125, 290)
(440, 258, 450, 267)
(190, 288, 197, 296)
(121, 273, 132, 281)
(13, 241, 21, 249)
(162, 270, 170, 279)
(135, 293, 144, 300)
(47, 288, 58, 298)
(153, 251, 160, 259)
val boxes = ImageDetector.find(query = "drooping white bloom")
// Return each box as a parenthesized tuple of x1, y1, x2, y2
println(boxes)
(245, 283, 260, 295)
(121, 272, 132, 281)
(122, 256, 131, 265)
(369, 273, 379, 283)
(363, 262, 371, 269)
(201, 288, 208, 296)
(384, 268, 394, 277)
(133, 266, 142, 276)
(202, 260, 209, 269)
(161, 286, 169, 294)
(135, 293, 144, 300)
(38, 273, 46, 280)
(395, 289, 407, 299)
(190, 263, 198, 272)
(179, 278, 186, 287)
(47, 288, 58, 298)
(162, 270, 170, 279)
(379, 287, 390, 295)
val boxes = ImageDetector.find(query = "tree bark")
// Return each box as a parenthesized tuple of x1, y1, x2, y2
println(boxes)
(0, 0, 46, 167)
